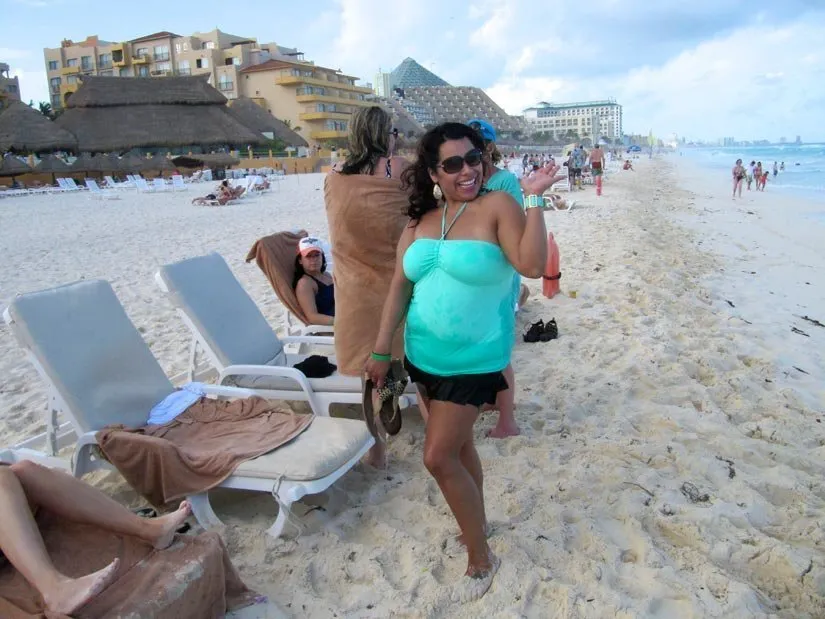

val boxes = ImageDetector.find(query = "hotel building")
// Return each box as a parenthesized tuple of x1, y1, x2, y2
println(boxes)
(43, 30, 302, 111)
(0, 62, 21, 106)
(240, 59, 373, 144)
(523, 100, 623, 141)
(43, 30, 372, 146)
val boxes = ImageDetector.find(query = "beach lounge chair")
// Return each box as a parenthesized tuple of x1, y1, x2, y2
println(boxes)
(64, 177, 85, 191)
(171, 174, 188, 191)
(152, 177, 170, 192)
(155, 253, 411, 415)
(3, 280, 375, 538)
(246, 230, 335, 336)
(135, 177, 155, 193)
(85, 179, 120, 200)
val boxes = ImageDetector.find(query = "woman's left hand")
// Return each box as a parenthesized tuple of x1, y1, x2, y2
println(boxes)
(520, 164, 567, 196)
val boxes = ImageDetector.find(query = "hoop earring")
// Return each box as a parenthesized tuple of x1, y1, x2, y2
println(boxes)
(432, 184, 443, 201)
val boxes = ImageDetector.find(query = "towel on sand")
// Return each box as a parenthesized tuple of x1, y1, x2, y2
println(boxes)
(0, 510, 258, 619)
(97, 396, 313, 507)
(246, 229, 309, 325)
(324, 172, 410, 376)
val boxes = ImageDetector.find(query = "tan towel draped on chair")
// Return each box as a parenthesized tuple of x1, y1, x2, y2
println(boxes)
(245, 229, 310, 325)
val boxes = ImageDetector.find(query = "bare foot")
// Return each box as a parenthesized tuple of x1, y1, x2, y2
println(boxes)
(444, 523, 493, 554)
(45, 558, 120, 615)
(451, 552, 500, 603)
(486, 422, 521, 439)
(150, 500, 192, 549)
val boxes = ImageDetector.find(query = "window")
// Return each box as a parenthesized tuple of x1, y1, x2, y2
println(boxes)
(67, 75, 78, 84)
(153, 45, 170, 61)
(225, 58, 233, 66)
(112, 49, 123, 63)
(66, 58, 78, 67)
(99, 70, 113, 77)
(81, 56, 92, 70)
(196, 58, 209, 69)
(6, 85, 18, 93)
(202, 41, 214, 50)
(51, 94, 61, 108)
(177, 60, 190, 75)
(175, 43, 181, 53)
(48, 60, 58, 71)
(218, 77, 233, 91)
(119, 67, 131, 77)
(137, 66, 149, 77)
(154, 61, 171, 72)
(183, 42, 189, 51)
(324, 120, 347, 131)
(98, 53, 112, 68)
(135, 47, 149, 58)
(49, 76, 61, 91)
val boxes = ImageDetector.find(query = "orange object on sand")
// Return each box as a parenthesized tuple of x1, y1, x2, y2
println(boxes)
(543, 232, 561, 298)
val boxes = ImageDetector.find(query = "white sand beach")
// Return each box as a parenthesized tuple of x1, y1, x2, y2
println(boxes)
(1, 162, 823, 617)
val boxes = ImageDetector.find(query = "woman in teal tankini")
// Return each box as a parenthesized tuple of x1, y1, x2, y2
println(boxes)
(365, 123, 564, 602)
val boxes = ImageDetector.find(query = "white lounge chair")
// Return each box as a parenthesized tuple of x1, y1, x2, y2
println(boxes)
(155, 253, 412, 415)
(135, 178, 154, 193)
(171, 175, 188, 191)
(85, 179, 120, 200)
(3, 279, 375, 538)
(64, 177, 85, 191)
(152, 178, 170, 192)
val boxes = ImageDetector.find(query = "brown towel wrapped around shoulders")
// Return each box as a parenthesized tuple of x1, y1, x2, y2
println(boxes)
(97, 396, 312, 507)
(324, 172, 410, 375)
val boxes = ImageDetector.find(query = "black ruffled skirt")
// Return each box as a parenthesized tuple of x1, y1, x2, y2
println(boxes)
(404, 358, 509, 408)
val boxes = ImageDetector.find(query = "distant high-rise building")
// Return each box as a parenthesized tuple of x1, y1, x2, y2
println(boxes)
(523, 100, 622, 141)
(722, 137, 735, 147)
(390, 58, 449, 90)
(374, 70, 391, 97)
(795, 135, 802, 144)
(779, 136, 787, 144)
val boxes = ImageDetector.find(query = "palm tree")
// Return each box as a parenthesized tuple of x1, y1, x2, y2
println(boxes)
(37, 101, 54, 119)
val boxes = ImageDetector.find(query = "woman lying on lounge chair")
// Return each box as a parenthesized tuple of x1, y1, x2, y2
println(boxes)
(0, 460, 190, 616)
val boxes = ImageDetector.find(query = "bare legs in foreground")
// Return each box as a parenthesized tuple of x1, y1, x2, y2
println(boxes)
(0, 461, 191, 615)
(422, 397, 499, 602)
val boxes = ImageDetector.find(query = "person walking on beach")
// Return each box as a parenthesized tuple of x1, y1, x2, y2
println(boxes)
(772, 161, 778, 179)
(755, 162, 764, 190)
(747, 161, 756, 190)
(780, 161, 785, 172)
(732, 159, 746, 198)
(589, 143, 605, 196)
(572, 146, 585, 189)
(365, 123, 563, 602)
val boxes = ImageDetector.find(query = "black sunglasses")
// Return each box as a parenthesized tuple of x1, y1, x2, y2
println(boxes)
(438, 149, 482, 174)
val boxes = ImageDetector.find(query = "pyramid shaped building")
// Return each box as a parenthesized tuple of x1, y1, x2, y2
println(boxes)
(390, 58, 450, 90)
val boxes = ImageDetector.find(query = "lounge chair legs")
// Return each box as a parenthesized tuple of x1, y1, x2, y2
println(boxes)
(266, 498, 294, 539)
(188, 492, 223, 529)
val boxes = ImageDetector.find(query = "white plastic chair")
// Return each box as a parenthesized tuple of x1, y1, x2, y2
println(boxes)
(135, 178, 155, 193)
(171, 175, 187, 191)
(155, 253, 414, 415)
(152, 178, 169, 192)
(3, 280, 375, 538)
(85, 178, 120, 200)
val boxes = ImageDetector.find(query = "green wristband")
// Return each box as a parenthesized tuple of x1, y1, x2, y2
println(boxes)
(370, 351, 391, 362)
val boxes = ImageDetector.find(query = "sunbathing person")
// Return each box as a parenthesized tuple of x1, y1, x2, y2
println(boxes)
(293, 237, 335, 327)
(191, 190, 231, 206)
(0, 459, 190, 616)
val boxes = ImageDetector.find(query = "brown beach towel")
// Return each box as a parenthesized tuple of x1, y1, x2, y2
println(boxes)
(0, 510, 258, 618)
(324, 172, 410, 375)
(97, 396, 313, 507)
(245, 229, 310, 325)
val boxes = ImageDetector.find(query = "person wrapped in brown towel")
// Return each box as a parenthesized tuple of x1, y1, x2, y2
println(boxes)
(324, 106, 411, 467)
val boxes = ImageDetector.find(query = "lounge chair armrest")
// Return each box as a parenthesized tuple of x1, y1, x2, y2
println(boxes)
(218, 364, 314, 395)
(280, 335, 335, 346)
(299, 324, 336, 336)
(199, 384, 261, 399)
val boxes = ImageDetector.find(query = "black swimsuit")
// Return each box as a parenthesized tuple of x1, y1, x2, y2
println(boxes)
(309, 275, 335, 317)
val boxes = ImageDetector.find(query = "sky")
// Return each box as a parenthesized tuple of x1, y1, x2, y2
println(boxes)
(3, 0, 825, 142)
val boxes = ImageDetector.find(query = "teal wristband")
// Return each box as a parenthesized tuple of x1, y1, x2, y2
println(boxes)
(526, 194, 543, 209)
(370, 351, 391, 362)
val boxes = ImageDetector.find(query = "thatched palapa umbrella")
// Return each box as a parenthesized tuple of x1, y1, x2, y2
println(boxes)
(34, 153, 70, 183)
(195, 153, 240, 167)
(120, 152, 147, 174)
(0, 101, 78, 154)
(226, 98, 308, 148)
(69, 153, 94, 174)
(55, 75, 265, 153)
(145, 153, 174, 174)
(0, 153, 32, 183)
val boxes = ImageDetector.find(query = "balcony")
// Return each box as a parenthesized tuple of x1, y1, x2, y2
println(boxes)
(153, 53, 170, 62)
(299, 111, 350, 121)
(276, 74, 372, 93)
(150, 70, 172, 77)
(309, 130, 348, 140)
(218, 81, 234, 91)
(49, 84, 61, 94)
(98, 61, 113, 70)
(176, 68, 191, 76)
(60, 65, 80, 76)
(132, 54, 151, 64)
(296, 94, 371, 107)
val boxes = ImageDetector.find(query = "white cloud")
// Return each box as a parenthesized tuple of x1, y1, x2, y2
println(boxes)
(0, 48, 31, 60)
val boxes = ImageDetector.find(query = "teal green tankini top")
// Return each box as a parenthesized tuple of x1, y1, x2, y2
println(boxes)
(403, 204, 516, 377)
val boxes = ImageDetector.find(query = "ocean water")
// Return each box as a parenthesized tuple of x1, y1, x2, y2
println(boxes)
(681, 144, 825, 203)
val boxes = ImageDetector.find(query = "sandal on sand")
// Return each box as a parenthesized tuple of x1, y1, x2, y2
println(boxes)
(523, 320, 544, 343)
(540, 318, 559, 342)
(376, 360, 408, 436)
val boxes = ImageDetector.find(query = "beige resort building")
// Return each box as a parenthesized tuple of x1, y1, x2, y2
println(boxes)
(43, 30, 371, 147)
(0, 62, 21, 107)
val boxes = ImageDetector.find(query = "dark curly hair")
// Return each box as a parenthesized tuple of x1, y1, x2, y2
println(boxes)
(401, 122, 485, 221)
